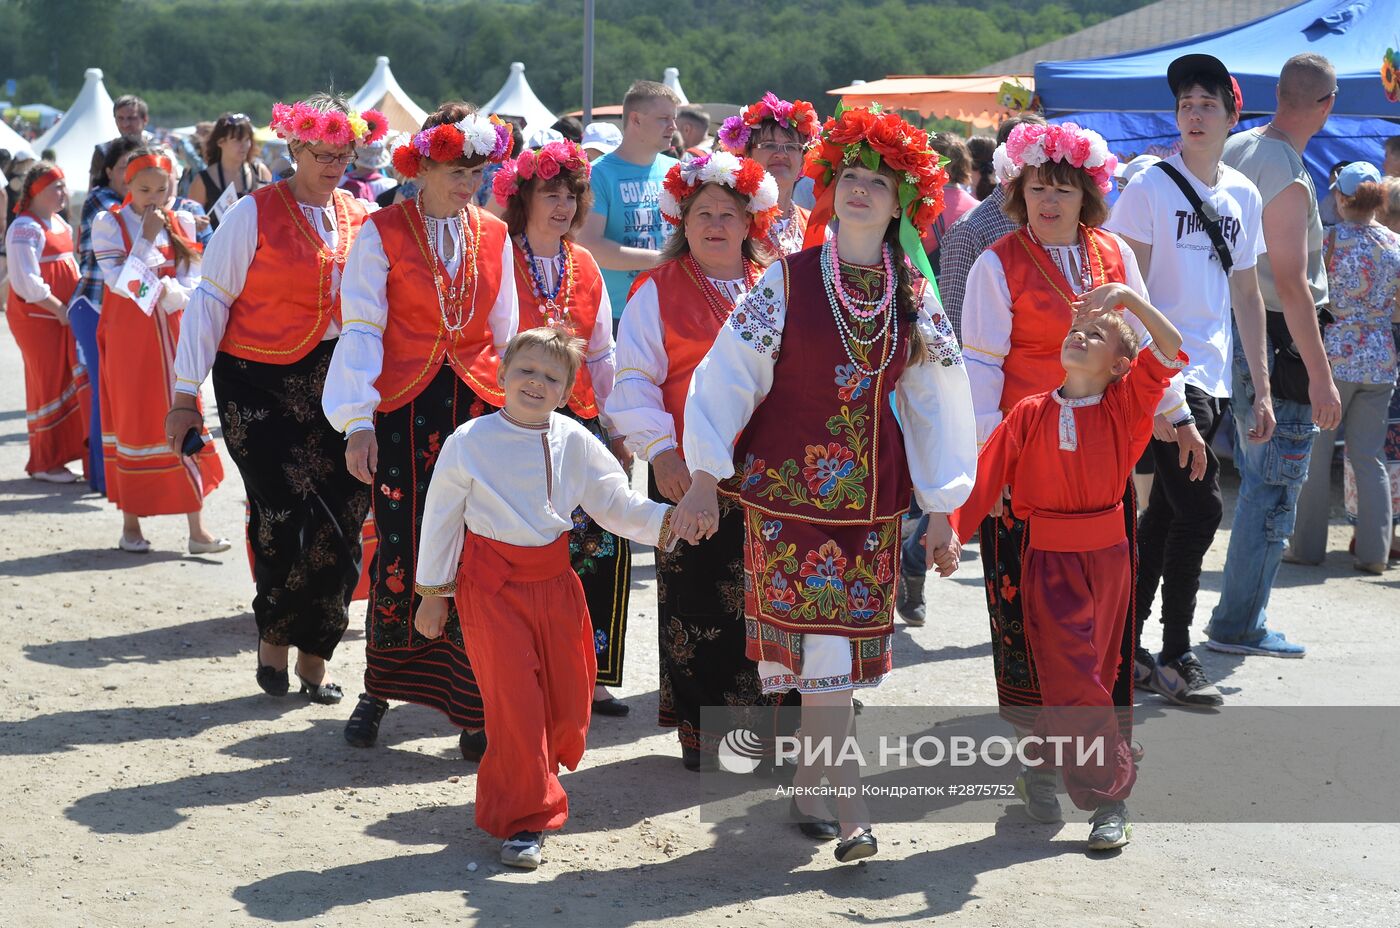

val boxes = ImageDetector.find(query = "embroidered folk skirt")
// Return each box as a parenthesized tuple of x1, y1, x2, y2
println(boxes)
(652, 475, 772, 754)
(742, 509, 899, 694)
(979, 480, 1138, 716)
(212, 341, 370, 660)
(560, 409, 632, 687)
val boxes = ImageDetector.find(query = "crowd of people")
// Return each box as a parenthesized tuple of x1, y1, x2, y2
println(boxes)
(3, 49, 1397, 874)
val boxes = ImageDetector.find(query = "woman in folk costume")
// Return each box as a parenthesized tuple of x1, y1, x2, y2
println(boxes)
(674, 105, 978, 862)
(93, 149, 226, 553)
(4, 163, 90, 484)
(167, 94, 386, 701)
(959, 122, 1186, 822)
(606, 151, 780, 770)
(491, 140, 635, 717)
(324, 102, 517, 759)
(717, 93, 823, 257)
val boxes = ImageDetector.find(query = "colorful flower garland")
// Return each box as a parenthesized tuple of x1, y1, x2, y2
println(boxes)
(270, 100, 388, 147)
(658, 151, 780, 236)
(392, 113, 515, 179)
(992, 122, 1118, 195)
(491, 140, 591, 205)
(718, 92, 820, 153)
(800, 103, 949, 284)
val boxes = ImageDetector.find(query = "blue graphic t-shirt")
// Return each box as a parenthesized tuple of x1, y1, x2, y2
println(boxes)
(589, 151, 677, 315)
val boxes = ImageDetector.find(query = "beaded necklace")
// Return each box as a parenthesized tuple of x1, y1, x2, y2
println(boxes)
(520, 235, 575, 327)
(682, 253, 758, 324)
(1024, 223, 1093, 295)
(410, 197, 480, 334)
(766, 204, 805, 256)
(820, 240, 899, 378)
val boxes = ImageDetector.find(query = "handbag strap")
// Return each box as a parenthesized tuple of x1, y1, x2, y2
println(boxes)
(1154, 161, 1234, 275)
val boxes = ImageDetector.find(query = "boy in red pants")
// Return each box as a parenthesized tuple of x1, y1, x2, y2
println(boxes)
(414, 327, 684, 869)
(953, 282, 1186, 850)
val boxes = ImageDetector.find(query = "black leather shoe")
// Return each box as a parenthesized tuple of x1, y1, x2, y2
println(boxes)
(834, 828, 878, 863)
(460, 729, 488, 762)
(344, 693, 389, 747)
(591, 696, 630, 717)
(789, 798, 839, 840)
(296, 672, 344, 704)
(255, 663, 288, 697)
(681, 745, 717, 772)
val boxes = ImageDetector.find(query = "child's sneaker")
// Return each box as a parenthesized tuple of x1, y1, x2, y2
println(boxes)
(500, 831, 544, 869)
(1132, 648, 1155, 691)
(1149, 652, 1224, 707)
(1014, 767, 1062, 823)
(1087, 801, 1132, 851)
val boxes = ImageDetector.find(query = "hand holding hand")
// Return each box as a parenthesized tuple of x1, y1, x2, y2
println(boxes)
(651, 449, 692, 503)
(923, 513, 961, 578)
(672, 473, 720, 543)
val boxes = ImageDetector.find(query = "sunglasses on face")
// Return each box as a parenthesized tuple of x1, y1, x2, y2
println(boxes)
(1317, 88, 1338, 103)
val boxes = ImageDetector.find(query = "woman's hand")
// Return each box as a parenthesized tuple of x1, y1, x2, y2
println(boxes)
(414, 596, 449, 639)
(164, 394, 204, 455)
(345, 429, 378, 484)
(609, 436, 634, 475)
(140, 207, 166, 242)
(673, 472, 720, 543)
(651, 448, 692, 503)
(922, 513, 961, 578)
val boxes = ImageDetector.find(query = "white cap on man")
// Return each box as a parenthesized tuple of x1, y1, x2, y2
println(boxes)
(581, 121, 622, 157)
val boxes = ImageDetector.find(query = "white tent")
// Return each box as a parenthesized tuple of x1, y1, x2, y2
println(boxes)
(349, 56, 429, 134)
(0, 119, 36, 161)
(663, 68, 690, 105)
(482, 62, 557, 136)
(32, 68, 119, 194)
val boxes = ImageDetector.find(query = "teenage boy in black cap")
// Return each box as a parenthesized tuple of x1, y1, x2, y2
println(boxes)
(1106, 53, 1277, 706)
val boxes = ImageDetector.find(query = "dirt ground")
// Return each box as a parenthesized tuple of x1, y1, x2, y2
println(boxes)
(1, 314, 1398, 928)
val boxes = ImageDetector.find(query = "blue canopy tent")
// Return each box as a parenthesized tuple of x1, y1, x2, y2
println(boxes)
(1034, 0, 1400, 188)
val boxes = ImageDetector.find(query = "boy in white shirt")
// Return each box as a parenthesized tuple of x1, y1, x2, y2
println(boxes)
(1106, 54, 1277, 707)
(413, 327, 685, 870)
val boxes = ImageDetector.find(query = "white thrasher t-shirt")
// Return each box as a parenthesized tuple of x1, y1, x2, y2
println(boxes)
(1106, 153, 1266, 397)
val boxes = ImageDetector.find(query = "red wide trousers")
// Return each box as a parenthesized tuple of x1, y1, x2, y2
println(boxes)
(455, 532, 596, 838)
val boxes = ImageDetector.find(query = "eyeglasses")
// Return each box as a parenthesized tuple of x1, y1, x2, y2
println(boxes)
(1317, 88, 1338, 103)
(308, 151, 357, 165)
(753, 142, 804, 155)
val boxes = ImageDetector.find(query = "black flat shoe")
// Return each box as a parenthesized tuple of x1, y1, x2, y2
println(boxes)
(295, 672, 344, 704)
(460, 729, 488, 762)
(681, 745, 717, 772)
(834, 828, 878, 863)
(789, 797, 839, 840)
(591, 696, 630, 717)
(344, 693, 390, 747)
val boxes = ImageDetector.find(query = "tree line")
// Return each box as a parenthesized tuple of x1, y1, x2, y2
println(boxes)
(2, 0, 1154, 127)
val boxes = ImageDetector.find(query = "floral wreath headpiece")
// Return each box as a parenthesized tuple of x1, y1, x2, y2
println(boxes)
(491, 140, 591, 206)
(658, 151, 780, 237)
(718, 92, 820, 153)
(801, 103, 949, 286)
(270, 100, 388, 148)
(992, 122, 1118, 196)
(392, 113, 515, 180)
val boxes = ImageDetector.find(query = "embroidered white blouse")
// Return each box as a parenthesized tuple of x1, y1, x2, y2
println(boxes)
(321, 219, 518, 434)
(415, 411, 672, 590)
(92, 208, 202, 313)
(681, 260, 979, 517)
(4, 214, 76, 304)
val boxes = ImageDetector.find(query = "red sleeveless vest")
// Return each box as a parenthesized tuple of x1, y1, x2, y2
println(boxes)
(512, 239, 606, 419)
(371, 202, 509, 411)
(219, 182, 371, 364)
(986, 225, 1126, 414)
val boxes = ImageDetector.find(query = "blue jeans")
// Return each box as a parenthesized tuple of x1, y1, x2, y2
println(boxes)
(68, 297, 106, 495)
(1205, 325, 1317, 645)
(901, 507, 929, 578)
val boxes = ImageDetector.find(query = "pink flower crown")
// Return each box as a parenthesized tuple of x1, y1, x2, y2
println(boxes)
(392, 114, 515, 180)
(993, 122, 1118, 195)
(270, 100, 388, 147)
(491, 141, 591, 206)
(718, 92, 821, 153)
(659, 151, 781, 236)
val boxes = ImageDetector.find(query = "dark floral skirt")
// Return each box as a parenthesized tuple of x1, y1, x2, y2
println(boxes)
(212, 342, 370, 660)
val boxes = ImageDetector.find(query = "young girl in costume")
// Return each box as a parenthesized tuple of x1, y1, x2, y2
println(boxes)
(492, 141, 636, 715)
(675, 105, 977, 862)
(718, 93, 822, 257)
(4, 162, 90, 484)
(606, 151, 781, 770)
(324, 102, 517, 757)
(93, 149, 227, 554)
(413, 327, 686, 870)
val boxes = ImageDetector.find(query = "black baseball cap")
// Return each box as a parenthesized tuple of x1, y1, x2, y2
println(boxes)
(1167, 54, 1243, 111)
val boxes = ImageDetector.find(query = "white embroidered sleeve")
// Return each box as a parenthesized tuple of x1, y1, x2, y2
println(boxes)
(174, 194, 258, 395)
(606, 280, 676, 460)
(4, 218, 51, 303)
(586, 277, 618, 431)
(415, 431, 471, 591)
(959, 249, 1014, 446)
(323, 223, 389, 434)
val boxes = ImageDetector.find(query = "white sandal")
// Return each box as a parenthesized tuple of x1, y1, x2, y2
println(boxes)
(118, 535, 152, 554)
